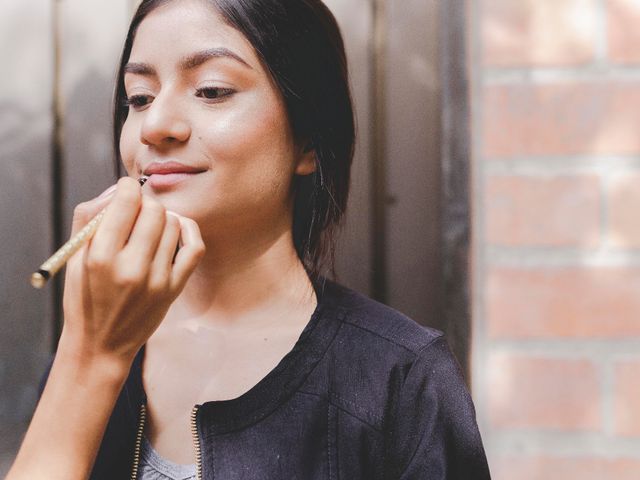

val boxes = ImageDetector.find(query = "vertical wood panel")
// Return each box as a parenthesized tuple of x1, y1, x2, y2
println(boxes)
(328, 0, 449, 342)
(0, 0, 54, 474)
(0, 1, 132, 472)
(0, 1, 469, 471)
(440, 0, 472, 378)
(386, 0, 442, 327)
(325, 0, 374, 296)
(59, 0, 132, 246)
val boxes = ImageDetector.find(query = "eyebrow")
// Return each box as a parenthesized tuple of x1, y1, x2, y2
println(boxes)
(124, 47, 253, 76)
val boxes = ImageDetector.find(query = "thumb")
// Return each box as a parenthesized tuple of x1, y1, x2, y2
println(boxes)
(69, 184, 117, 238)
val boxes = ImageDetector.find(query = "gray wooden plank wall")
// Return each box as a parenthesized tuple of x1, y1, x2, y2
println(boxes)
(333, 0, 445, 332)
(0, 0, 55, 474)
(0, 0, 131, 474)
(327, 0, 374, 295)
(59, 0, 132, 242)
(0, 0, 447, 472)
(385, 0, 442, 328)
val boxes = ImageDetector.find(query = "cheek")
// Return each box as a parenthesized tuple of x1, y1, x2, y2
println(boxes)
(119, 118, 138, 175)
(200, 92, 297, 194)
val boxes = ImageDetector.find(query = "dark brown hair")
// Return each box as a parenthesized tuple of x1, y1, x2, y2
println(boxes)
(112, 0, 355, 281)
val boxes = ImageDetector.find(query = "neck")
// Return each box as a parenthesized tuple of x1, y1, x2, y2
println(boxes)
(166, 222, 316, 329)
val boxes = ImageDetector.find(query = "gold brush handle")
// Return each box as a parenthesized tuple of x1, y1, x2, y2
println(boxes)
(30, 208, 107, 289)
(30, 176, 149, 289)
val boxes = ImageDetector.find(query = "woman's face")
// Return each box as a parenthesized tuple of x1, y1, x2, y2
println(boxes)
(120, 0, 314, 240)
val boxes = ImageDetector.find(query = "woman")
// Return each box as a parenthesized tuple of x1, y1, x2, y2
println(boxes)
(8, 0, 490, 479)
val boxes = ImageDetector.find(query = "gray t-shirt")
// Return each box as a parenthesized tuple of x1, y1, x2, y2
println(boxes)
(139, 436, 197, 480)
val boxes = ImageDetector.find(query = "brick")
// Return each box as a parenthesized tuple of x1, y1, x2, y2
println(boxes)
(614, 359, 640, 435)
(487, 267, 640, 338)
(483, 82, 640, 158)
(491, 456, 640, 480)
(608, 172, 640, 247)
(608, 0, 640, 64)
(486, 175, 601, 247)
(488, 354, 601, 429)
(483, 0, 597, 66)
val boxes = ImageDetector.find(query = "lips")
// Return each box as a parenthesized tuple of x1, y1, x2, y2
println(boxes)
(143, 161, 207, 176)
(142, 161, 207, 189)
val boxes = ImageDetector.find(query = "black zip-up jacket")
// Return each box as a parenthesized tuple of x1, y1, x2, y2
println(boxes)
(41, 277, 491, 479)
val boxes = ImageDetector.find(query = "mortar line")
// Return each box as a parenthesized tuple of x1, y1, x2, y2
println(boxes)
(484, 66, 640, 84)
(487, 247, 640, 267)
(488, 339, 640, 357)
(488, 431, 640, 458)
(485, 158, 640, 175)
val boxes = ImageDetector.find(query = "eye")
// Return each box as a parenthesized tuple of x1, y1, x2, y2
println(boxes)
(195, 87, 235, 101)
(123, 94, 153, 110)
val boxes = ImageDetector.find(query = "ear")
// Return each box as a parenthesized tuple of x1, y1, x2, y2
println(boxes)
(294, 144, 317, 176)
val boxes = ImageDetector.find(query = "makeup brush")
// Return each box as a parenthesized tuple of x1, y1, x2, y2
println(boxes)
(30, 176, 150, 289)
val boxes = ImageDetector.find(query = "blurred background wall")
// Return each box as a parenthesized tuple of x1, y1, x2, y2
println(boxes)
(0, 0, 134, 473)
(471, 0, 640, 478)
(1, 0, 451, 474)
(0, 0, 55, 473)
(2, 0, 640, 479)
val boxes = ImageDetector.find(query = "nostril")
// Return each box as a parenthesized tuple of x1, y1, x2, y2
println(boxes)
(140, 118, 191, 146)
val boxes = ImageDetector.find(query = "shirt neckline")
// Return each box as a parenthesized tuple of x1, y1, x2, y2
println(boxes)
(140, 435, 197, 478)
(128, 275, 345, 435)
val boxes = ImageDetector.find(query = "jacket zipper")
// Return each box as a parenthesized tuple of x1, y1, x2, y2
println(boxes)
(191, 405, 203, 480)
(130, 403, 203, 480)
(130, 403, 147, 480)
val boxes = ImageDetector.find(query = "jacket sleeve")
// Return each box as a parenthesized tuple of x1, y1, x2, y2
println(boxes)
(384, 336, 491, 480)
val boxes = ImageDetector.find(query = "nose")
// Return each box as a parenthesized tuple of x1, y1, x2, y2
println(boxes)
(140, 93, 191, 147)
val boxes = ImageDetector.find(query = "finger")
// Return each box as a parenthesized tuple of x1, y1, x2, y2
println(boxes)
(69, 184, 118, 237)
(65, 185, 118, 296)
(169, 215, 206, 292)
(148, 212, 181, 288)
(90, 177, 142, 257)
(119, 195, 167, 271)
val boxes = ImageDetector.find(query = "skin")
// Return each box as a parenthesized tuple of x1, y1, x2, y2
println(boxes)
(7, 0, 319, 476)
(120, 0, 318, 463)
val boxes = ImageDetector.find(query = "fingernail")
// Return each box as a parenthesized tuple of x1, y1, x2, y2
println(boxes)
(98, 184, 118, 199)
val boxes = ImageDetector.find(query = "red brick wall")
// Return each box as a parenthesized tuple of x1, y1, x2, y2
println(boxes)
(470, 0, 640, 477)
